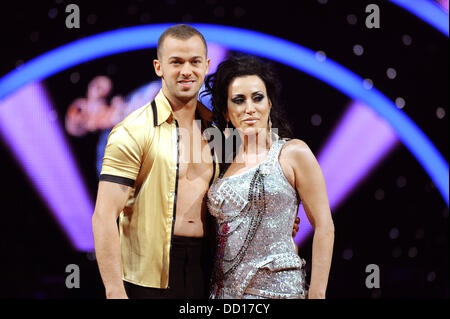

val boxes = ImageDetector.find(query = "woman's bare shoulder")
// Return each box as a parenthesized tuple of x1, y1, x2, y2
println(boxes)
(280, 138, 318, 170)
(281, 138, 311, 157)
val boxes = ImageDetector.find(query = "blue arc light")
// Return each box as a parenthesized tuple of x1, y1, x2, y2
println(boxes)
(389, 0, 449, 36)
(0, 23, 448, 206)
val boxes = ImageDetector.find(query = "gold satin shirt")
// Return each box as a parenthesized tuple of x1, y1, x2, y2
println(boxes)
(100, 89, 220, 288)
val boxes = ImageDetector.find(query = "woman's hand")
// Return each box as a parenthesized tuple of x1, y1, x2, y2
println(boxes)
(307, 289, 326, 299)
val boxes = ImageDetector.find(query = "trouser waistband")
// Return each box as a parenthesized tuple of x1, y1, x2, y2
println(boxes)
(171, 235, 204, 246)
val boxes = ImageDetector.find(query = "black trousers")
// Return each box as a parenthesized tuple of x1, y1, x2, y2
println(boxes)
(124, 235, 208, 299)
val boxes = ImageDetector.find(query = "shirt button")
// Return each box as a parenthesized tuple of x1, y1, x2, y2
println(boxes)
(169, 192, 175, 197)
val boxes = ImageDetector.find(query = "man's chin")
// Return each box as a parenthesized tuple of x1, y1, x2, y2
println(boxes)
(175, 90, 199, 102)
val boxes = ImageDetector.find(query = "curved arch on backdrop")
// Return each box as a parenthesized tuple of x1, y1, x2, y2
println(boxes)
(0, 23, 447, 206)
(389, 0, 449, 36)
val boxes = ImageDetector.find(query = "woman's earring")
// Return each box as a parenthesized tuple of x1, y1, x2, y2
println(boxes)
(268, 114, 273, 145)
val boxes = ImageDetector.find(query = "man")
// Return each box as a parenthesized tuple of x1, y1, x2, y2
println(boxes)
(92, 24, 299, 299)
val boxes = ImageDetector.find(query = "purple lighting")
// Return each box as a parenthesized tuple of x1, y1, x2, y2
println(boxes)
(0, 44, 228, 252)
(295, 101, 399, 245)
(0, 82, 94, 251)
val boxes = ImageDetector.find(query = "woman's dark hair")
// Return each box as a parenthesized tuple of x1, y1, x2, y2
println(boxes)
(202, 55, 293, 139)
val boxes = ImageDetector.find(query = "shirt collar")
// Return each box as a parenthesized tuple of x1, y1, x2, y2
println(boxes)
(153, 89, 213, 127)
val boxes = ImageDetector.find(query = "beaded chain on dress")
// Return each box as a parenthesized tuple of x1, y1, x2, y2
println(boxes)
(207, 139, 308, 299)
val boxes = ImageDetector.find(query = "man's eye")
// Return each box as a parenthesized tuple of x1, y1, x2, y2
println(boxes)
(193, 60, 200, 64)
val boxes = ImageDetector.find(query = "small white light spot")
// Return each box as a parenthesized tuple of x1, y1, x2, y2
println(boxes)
(436, 107, 446, 119)
(375, 188, 384, 200)
(347, 14, 357, 25)
(427, 271, 436, 282)
(342, 249, 353, 260)
(389, 227, 399, 239)
(408, 247, 418, 258)
(353, 44, 364, 56)
(48, 8, 58, 19)
(233, 6, 246, 18)
(30, 31, 40, 43)
(363, 78, 373, 90)
(386, 68, 397, 79)
(402, 34, 413, 46)
(87, 14, 97, 25)
(311, 114, 322, 126)
(396, 176, 407, 188)
(315, 51, 327, 62)
(395, 97, 406, 109)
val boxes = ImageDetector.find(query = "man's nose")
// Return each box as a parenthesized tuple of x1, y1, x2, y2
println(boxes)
(180, 63, 192, 77)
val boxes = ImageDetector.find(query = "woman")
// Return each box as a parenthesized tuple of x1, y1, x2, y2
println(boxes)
(203, 56, 334, 299)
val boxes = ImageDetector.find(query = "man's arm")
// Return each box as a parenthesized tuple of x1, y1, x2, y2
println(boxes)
(92, 180, 132, 299)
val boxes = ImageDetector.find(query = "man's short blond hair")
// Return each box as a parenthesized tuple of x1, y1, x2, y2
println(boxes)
(157, 24, 208, 59)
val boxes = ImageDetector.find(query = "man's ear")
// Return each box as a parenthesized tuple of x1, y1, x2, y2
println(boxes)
(153, 59, 163, 78)
(205, 57, 211, 75)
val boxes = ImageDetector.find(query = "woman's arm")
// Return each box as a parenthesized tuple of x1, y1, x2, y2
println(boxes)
(281, 139, 335, 299)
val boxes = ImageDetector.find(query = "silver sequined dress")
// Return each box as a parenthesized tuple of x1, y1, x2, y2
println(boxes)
(207, 139, 307, 299)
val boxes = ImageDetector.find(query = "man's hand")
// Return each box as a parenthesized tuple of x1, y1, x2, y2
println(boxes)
(292, 216, 300, 237)
(106, 287, 129, 299)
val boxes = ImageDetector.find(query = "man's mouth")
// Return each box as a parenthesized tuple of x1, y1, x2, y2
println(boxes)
(178, 80, 196, 88)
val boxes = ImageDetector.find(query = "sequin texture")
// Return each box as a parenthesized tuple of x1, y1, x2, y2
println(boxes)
(207, 139, 307, 299)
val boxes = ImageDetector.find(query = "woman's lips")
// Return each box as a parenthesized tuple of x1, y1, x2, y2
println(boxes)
(242, 118, 258, 124)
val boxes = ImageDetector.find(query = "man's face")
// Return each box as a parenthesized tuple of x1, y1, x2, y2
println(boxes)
(154, 35, 210, 104)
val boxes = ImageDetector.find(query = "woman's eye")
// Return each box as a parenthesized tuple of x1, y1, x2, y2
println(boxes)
(232, 98, 244, 104)
(253, 95, 264, 102)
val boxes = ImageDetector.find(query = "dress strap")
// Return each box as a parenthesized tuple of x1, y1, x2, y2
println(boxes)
(265, 139, 286, 166)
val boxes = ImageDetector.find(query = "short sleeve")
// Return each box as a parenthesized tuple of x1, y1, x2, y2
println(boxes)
(99, 124, 144, 187)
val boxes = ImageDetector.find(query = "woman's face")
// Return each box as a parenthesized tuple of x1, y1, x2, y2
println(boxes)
(226, 75, 272, 136)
